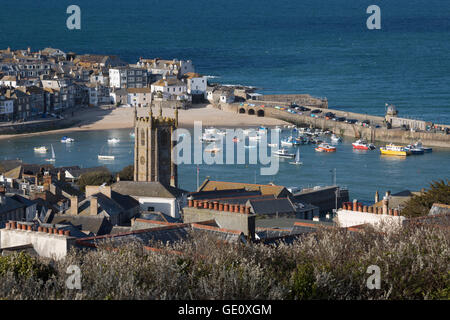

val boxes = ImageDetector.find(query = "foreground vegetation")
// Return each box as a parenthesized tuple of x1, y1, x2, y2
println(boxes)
(0, 221, 448, 300)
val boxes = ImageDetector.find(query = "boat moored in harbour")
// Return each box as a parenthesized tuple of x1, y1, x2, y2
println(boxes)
(315, 143, 336, 152)
(34, 146, 48, 153)
(352, 139, 375, 150)
(273, 148, 295, 158)
(380, 144, 410, 156)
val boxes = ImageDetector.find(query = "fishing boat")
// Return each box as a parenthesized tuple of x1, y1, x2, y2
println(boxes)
(405, 144, 424, 155)
(352, 139, 375, 150)
(61, 136, 75, 143)
(289, 148, 303, 165)
(34, 146, 48, 153)
(315, 143, 336, 152)
(45, 144, 56, 162)
(108, 138, 120, 144)
(380, 144, 410, 156)
(405, 141, 431, 154)
(330, 134, 342, 143)
(280, 136, 300, 147)
(98, 155, 115, 160)
(273, 148, 295, 158)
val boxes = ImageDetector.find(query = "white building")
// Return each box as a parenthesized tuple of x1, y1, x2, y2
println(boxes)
(183, 72, 207, 97)
(127, 88, 152, 107)
(109, 67, 148, 89)
(137, 58, 195, 78)
(151, 78, 189, 101)
(0, 75, 17, 87)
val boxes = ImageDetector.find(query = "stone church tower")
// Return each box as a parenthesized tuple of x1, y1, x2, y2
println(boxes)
(133, 105, 178, 188)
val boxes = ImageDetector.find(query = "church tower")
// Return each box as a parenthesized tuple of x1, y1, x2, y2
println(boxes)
(133, 104, 178, 188)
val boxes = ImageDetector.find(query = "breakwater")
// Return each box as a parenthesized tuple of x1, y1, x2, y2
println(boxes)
(223, 103, 450, 149)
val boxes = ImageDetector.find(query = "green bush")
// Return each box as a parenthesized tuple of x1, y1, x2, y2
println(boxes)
(77, 170, 113, 192)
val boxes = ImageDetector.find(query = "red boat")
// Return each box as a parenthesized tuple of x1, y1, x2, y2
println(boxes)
(352, 139, 375, 150)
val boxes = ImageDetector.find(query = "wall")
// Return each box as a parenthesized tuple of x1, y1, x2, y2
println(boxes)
(138, 197, 177, 218)
(183, 207, 256, 239)
(264, 108, 450, 148)
(336, 209, 405, 229)
(0, 228, 75, 260)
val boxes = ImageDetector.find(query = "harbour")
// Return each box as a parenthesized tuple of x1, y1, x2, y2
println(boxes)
(1, 126, 448, 203)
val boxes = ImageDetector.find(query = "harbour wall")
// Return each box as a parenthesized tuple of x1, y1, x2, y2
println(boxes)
(223, 103, 450, 148)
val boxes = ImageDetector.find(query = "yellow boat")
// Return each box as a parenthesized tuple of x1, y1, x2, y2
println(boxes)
(380, 144, 410, 156)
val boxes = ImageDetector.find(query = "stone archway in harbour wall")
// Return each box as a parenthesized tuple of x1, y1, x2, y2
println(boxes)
(257, 109, 265, 117)
(248, 109, 255, 115)
(239, 108, 246, 114)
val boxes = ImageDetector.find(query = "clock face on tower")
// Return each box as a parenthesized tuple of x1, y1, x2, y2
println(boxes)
(140, 156, 145, 165)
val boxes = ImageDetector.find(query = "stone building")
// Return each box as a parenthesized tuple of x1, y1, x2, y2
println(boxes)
(133, 106, 178, 188)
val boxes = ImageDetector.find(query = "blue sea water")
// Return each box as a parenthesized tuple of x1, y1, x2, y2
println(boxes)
(0, 128, 449, 203)
(0, 1, 449, 202)
(1, 0, 449, 123)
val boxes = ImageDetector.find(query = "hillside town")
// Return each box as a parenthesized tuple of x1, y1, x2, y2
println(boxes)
(0, 47, 213, 122)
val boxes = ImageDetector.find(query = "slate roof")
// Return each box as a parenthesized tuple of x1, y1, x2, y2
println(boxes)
(247, 197, 296, 215)
(51, 214, 112, 236)
(188, 188, 261, 200)
(111, 181, 186, 198)
(0, 195, 26, 215)
(198, 179, 290, 198)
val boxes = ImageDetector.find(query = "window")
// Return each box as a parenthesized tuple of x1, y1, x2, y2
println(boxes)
(147, 206, 155, 211)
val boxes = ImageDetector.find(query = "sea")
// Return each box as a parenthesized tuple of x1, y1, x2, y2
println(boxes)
(0, 0, 449, 201)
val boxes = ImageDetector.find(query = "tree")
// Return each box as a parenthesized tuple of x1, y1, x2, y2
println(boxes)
(118, 165, 134, 181)
(77, 170, 113, 192)
(401, 180, 450, 217)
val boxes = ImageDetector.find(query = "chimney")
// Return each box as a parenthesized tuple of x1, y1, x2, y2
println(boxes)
(375, 190, 379, 203)
(382, 196, 389, 215)
(57, 170, 65, 181)
(90, 196, 98, 216)
(70, 196, 78, 215)
(352, 199, 358, 211)
(116, 173, 120, 182)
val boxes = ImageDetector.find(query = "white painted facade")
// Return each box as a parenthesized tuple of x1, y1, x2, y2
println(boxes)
(186, 76, 207, 96)
(336, 209, 406, 230)
(137, 196, 179, 218)
(0, 229, 75, 260)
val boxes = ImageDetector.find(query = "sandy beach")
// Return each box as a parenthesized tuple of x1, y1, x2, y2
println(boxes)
(0, 104, 290, 140)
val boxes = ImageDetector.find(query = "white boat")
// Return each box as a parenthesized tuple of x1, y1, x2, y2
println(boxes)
(34, 146, 48, 153)
(98, 155, 115, 160)
(108, 138, 120, 143)
(61, 136, 74, 143)
(45, 144, 56, 162)
(352, 139, 375, 150)
(289, 148, 303, 165)
(330, 134, 342, 143)
(273, 148, 295, 158)
(280, 136, 300, 147)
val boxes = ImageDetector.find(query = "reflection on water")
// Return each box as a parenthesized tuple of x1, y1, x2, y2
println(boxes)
(0, 128, 449, 203)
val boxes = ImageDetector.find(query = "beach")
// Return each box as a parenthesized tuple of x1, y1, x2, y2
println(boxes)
(0, 104, 290, 141)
